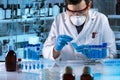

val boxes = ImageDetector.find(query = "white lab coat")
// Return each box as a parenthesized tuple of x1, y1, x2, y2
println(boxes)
(42, 10, 116, 61)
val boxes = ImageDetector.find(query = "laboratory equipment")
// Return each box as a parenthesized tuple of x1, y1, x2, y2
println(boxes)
(71, 43, 107, 60)
(24, 43, 42, 60)
(63, 66, 75, 80)
(80, 66, 93, 80)
(17, 58, 22, 73)
(5, 50, 17, 71)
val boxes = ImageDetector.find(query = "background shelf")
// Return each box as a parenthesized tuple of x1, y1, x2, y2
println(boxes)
(0, 17, 54, 23)
(108, 15, 120, 19)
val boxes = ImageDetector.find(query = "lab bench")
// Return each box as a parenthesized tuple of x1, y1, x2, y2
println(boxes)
(0, 59, 120, 80)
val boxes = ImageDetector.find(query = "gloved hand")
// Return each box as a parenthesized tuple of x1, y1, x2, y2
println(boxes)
(71, 43, 84, 52)
(55, 35, 73, 51)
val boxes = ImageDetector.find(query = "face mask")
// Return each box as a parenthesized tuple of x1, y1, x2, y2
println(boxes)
(70, 16, 86, 26)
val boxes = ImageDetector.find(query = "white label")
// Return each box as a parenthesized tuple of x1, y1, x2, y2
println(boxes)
(49, 8, 53, 16)
(6, 9, 11, 19)
(17, 9, 21, 16)
(0, 8, 4, 19)
(40, 8, 45, 16)
(25, 8, 29, 15)
(30, 8, 34, 15)
(53, 5, 60, 16)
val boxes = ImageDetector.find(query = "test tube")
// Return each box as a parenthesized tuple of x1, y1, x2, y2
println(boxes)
(102, 43, 107, 58)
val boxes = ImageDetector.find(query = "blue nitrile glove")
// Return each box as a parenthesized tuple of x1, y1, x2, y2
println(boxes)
(55, 35, 73, 51)
(71, 43, 84, 52)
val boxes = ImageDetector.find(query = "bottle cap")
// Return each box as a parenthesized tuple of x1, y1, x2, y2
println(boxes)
(65, 66, 73, 74)
(83, 66, 91, 74)
(18, 58, 22, 62)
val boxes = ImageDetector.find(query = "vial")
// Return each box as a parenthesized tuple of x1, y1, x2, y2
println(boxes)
(63, 66, 75, 80)
(17, 58, 22, 73)
(80, 66, 93, 80)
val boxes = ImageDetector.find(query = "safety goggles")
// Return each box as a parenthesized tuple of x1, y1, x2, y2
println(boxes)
(66, 5, 89, 16)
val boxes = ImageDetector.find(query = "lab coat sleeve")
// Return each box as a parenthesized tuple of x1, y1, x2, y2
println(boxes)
(42, 17, 61, 60)
(101, 15, 117, 57)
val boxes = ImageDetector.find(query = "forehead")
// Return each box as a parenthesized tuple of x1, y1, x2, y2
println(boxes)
(67, 0, 87, 10)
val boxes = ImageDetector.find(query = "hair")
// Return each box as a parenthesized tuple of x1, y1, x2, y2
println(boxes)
(65, 0, 91, 5)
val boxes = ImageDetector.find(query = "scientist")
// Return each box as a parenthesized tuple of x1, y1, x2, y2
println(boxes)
(42, 0, 116, 60)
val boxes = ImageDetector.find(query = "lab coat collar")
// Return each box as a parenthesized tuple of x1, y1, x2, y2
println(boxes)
(76, 10, 97, 45)
(88, 10, 97, 20)
(64, 12, 75, 28)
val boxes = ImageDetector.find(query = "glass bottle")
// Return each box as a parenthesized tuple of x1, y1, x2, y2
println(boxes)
(60, 3, 65, 13)
(25, 4, 29, 15)
(80, 66, 93, 80)
(45, 3, 49, 17)
(5, 50, 17, 72)
(11, 4, 15, 19)
(14, 4, 17, 19)
(5, 4, 11, 19)
(0, 4, 5, 20)
(40, 3, 45, 17)
(17, 4, 21, 18)
(2, 4, 5, 19)
(116, 0, 120, 15)
(62, 3, 66, 12)
(53, 3, 60, 16)
(63, 66, 75, 80)
(29, 4, 34, 15)
(2, 39, 9, 58)
(48, 3, 53, 17)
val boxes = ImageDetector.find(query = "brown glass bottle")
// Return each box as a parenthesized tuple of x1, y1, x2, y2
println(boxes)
(5, 50, 17, 72)
(80, 66, 93, 80)
(63, 66, 75, 80)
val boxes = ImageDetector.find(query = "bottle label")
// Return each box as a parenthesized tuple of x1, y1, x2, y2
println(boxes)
(49, 8, 53, 16)
(25, 8, 29, 15)
(6, 9, 11, 19)
(30, 8, 34, 15)
(17, 9, 21, 16)
(0, 8, 4, 19)
(40, 8, 45, 17)
(53, 5, 60, 16)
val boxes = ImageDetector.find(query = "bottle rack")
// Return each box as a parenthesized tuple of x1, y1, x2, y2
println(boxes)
(108, 15, 120, 19)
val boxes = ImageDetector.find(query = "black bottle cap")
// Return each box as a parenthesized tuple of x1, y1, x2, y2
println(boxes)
(65, 66, 73, 74)
(83, 66, 91, 74)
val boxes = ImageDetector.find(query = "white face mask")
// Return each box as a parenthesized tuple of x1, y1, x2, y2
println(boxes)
(70, 16, 86, 26)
